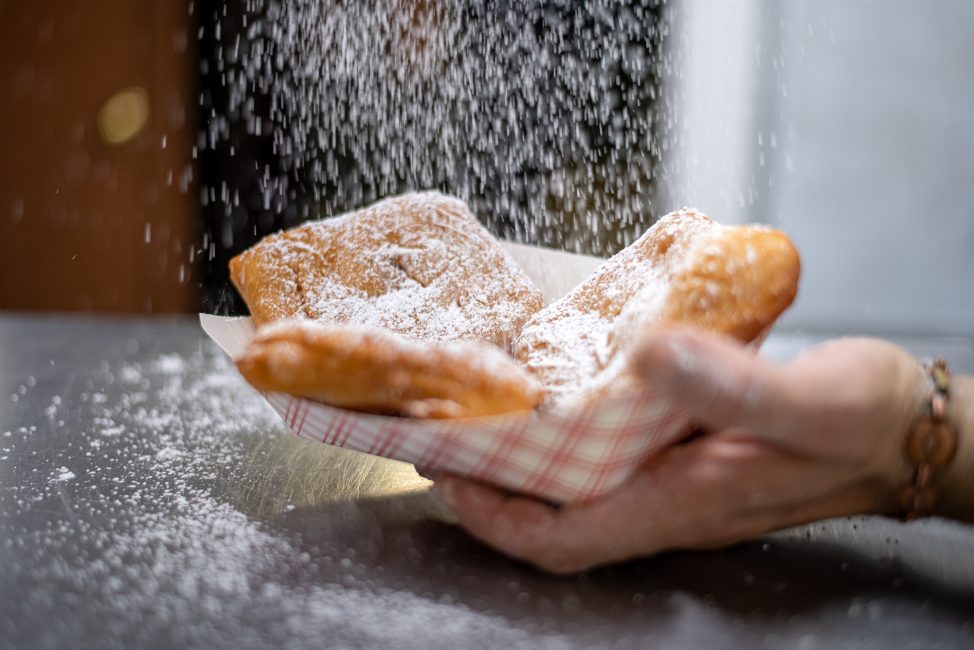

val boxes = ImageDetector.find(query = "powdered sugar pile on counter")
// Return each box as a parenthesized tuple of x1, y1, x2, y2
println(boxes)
(3, 339, 583, 648)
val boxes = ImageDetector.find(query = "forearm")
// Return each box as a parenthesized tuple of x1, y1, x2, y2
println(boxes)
(937, 374, 974, 522)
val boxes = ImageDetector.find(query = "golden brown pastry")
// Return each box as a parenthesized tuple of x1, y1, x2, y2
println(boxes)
(229, 192, 545, 418)
(236, 319, 542, 418)
(229, 191, 544, 349)
(514, 208, 801, 410)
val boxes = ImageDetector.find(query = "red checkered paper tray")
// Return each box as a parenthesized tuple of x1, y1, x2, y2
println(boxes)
(200, 242, 693, 504)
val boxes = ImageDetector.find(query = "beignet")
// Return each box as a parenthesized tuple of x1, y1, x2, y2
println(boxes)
(229, 191, 544, 349)
(229, 192, 546, 418)
(237, 320, 542, 418)
(514, 208, 800, 410)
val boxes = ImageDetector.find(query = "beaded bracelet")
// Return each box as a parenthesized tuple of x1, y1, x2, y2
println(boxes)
(897, 358, 959, 520)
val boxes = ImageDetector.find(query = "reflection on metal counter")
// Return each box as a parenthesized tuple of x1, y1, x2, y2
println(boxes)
(1, 315, 972, 649)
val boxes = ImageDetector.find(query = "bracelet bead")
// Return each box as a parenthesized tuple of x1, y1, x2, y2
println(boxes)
(898, 358, 959, 520)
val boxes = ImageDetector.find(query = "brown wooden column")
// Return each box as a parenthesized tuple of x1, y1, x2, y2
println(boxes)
(0, 0, 199, 313)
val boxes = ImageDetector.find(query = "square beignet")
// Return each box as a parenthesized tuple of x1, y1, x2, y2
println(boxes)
(230, 191, 543, 350)
(514, 208, 801, 410)
(229, 192, 546, 418)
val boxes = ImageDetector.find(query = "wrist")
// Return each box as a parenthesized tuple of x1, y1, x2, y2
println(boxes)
(850, 346, 928, 517)
(936, 374, 974, 521)
(879, 356, 930, 514)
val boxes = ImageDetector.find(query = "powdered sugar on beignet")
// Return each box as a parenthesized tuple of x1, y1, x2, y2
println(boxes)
(514, 208, 800, 411)
(230, 192, 544, 351)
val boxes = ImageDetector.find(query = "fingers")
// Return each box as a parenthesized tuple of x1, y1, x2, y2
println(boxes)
(429, 439, 787, 573)
(431, 436, 884, 573)
(430, 478, 567, 571)
(430, 439, 785, 573)
(632, 327, 797, 440)
(431, 477, 660, 574)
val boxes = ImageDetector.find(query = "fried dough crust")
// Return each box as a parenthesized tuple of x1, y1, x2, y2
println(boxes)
(514, 208, 800, 409)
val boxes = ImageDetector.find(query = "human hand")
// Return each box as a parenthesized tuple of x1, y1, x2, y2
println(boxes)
(431, 327, 928, 574)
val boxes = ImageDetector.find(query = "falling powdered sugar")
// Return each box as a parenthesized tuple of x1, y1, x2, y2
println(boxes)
(52, 466, 75, 482)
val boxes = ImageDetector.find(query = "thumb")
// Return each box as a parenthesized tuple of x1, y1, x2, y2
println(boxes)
(631, 327, 788, 434)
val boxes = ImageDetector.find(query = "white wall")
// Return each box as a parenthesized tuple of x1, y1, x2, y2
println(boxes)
(661, 0, 764, 225)
(665, 0, 974, 336)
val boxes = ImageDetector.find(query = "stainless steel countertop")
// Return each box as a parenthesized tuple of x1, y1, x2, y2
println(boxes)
(1, 315, 972, 649)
